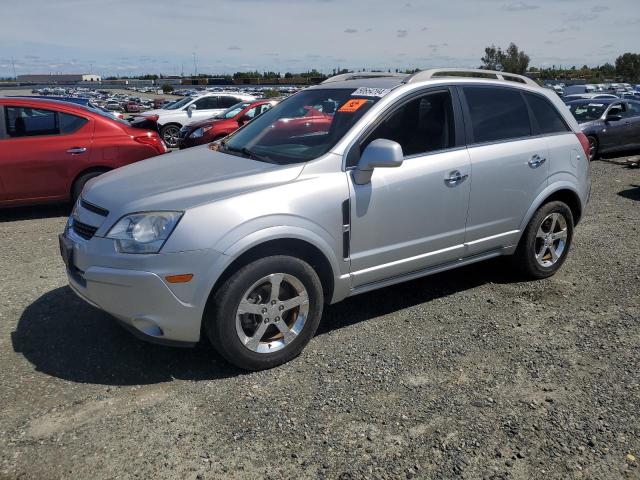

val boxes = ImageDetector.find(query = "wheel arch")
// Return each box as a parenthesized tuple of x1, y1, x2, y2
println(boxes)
(69, 166, 112, 201)
(520, 184, 583, 234)
(210, 237, 339, 308)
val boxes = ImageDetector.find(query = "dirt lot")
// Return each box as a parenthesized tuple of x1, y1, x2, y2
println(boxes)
(0, 159, 638, 480)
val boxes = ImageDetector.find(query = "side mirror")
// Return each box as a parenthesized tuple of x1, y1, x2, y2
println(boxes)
(238, 114, 251, 125)
(352, 139, 404, 185)
(606, 113, 622, 122)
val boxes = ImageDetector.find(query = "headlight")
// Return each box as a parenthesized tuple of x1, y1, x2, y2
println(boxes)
(189, 125, 213, 138)
(106, 211, 183, 254)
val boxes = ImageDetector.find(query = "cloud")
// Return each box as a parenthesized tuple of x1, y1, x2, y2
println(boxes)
(344, 28, 358, 33)
(396, 29, 408, 38)
(591, 6, 609, 12)
(227, 46, 241, 50)
(501, 2, 539, 11)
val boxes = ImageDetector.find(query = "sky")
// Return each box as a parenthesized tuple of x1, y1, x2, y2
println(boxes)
(1, 0, 639, 77)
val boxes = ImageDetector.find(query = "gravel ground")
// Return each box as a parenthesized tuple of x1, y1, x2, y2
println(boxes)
(0, 158, 639, 480)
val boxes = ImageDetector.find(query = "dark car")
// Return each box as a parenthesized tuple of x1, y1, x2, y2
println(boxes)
(567, 98, 640, 160)
(178, 100, 277, 149)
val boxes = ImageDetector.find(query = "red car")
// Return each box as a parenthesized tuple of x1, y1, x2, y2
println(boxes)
(0, 97, 167, 207)
(178, 99, 278, 149)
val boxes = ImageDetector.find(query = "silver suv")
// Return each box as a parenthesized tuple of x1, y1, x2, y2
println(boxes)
(60, 69, 591, 370)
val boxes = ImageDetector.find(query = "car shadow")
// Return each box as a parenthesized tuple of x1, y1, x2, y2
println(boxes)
(0, 203, 70, 222)
(12, 259, 519, 386)
(618, 184, 640, 202)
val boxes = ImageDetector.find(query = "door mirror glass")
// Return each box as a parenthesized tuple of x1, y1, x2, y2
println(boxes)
(353, 139, 404, 185)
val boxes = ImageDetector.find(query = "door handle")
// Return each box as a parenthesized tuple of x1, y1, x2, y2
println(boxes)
(444, 170, 468, 187)
(66, 147, 87, 154)
(528, 154, 547, 169)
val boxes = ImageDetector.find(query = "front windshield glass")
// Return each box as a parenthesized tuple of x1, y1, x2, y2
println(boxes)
(221, 88, 380, 164)
(569, 102, 607, 123)
(164, 97, 192, 110)
(216, 102, 250, 119)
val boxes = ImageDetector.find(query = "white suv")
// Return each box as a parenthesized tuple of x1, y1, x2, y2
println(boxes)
(139, 92, 256, 147)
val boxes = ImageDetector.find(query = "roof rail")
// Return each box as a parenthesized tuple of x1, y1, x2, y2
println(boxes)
(403, 68, 539, 87)
(321, 72, 406, 84)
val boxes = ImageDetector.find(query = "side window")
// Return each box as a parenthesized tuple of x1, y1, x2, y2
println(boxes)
(608, 103, 628, 117)
(219, 96, 241, 108)
(361, 90, 456, 158)
(628, 102, 640, 116)
(463, 87, 531, 143)
(5, 106, 59, 137)
(524, 93, 570, 135)
(194, 97, 219, 110)
(59, 112, 88, 134)
(244, 107, 259, 119)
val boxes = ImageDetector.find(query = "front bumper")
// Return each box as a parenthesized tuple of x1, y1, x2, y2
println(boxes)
(60, 230, 224, 345)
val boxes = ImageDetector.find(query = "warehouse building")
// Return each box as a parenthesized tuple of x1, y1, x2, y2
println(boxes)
(17, 73, 102, 84)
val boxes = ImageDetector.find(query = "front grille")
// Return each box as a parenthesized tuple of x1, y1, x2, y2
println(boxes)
(73, 220, 98, 240)
(80, 199, 109, 217)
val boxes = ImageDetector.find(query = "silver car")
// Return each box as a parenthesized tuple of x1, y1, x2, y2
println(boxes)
(60, 69, 591, 370)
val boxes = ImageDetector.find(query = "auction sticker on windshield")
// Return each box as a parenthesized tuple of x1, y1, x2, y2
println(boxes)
(351, 87, 391, 98)
(338, 98, 370, 113)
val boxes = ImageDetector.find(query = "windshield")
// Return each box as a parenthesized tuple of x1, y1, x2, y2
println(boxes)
(163, 96, 193, 110)
(569, 103, 607, 123)
(84, 104, 129, 125)
(221, 88, 380, 164)
(216, 102, 250, 119)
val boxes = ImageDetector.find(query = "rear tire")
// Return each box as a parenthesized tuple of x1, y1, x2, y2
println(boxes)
(513, 201, 574, 279)
(160, 124, 181, 148)
(587, 135, 598, 161)
(205, 255, 324, 371)
(71, 170, 108, 204)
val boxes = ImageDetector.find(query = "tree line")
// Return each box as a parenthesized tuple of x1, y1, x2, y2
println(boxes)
(481, 43, 640, 83)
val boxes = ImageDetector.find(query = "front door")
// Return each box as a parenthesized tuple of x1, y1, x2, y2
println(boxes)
(348, 89, 471, 287)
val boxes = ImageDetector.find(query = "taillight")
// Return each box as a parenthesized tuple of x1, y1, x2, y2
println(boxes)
(134, 133, 167, 154)
(576, 132, 590, 160)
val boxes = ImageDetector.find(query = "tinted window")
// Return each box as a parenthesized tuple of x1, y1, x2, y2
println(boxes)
(608, 103, 629, 118)
(569, 102, 607, 123)
(463, 87, 531, 143)
(59, 112, 88, 134)
(628, 101, 640, 116)
(219, 96, 241, 108)
(361, 90, 455, 159)
(525, 93, 569, 135)
(5, 106, 58, 137)
(194, 97, 219, 110)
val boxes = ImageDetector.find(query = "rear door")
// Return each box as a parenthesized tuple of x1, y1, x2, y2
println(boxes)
(600, 102, 630, 152)
(190, 96, 220, 123)
(627, 101, 640, 148)
(0, 105, 93, 202)
(459, 85, 549, 255)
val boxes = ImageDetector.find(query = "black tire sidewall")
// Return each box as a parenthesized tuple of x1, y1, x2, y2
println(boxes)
(517, 201, 574, 279)
(587, 136, 598, 161)
(72, 171, 105, 204)
(206, 255, 324, 371)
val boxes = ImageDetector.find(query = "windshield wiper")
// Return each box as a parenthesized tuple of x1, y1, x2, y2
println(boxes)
(221, 143, 277, 164)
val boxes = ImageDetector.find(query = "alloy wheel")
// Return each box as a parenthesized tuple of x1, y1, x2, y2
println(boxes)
(235, 273, 309, 353)
(162, 126, 180, 148)
(534, 212, 568, 268)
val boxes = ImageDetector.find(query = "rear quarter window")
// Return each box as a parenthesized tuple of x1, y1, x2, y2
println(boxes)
(524, 93, 570, 135)
(59, 112, 88, 134)
(462, 86, 531, 144)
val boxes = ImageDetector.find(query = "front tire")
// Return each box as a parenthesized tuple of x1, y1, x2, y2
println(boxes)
(513, 201, 574, 279)
(206, 256, 324, 371)
(587, 135, 598, 161)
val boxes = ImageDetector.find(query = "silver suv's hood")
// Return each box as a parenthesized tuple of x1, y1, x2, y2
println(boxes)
(83, 146, 303, 214)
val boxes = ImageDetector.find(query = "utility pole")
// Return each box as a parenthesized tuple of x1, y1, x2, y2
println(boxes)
(192, 52, 198, 77)
(11, 56, 17, 80)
